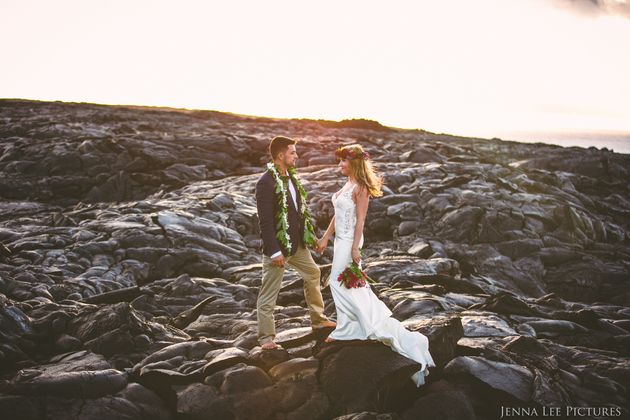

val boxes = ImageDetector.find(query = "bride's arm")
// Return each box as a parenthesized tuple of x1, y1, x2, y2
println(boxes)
(323, 215, 335, 240)
(316, 215, 335, 252)
(352, 186, 370, 263)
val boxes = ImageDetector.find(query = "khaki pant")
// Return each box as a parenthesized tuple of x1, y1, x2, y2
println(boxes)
(257, 244, 329, 344)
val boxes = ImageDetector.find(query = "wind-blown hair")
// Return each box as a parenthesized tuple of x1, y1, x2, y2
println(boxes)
(335, 144, 383, 197)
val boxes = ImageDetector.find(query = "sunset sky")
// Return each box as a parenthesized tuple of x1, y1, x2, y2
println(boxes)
(2, 0, 630, 141)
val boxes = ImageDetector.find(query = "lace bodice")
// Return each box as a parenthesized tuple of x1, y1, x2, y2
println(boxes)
(332, 183, 360, 242)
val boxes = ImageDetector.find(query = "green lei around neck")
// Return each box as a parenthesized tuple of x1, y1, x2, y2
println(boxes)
(266, 162, 317, 254)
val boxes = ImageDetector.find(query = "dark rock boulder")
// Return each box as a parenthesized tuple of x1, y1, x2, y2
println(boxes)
(176, 383, 220, 419)
(219, 365, 272, 394)
(4, 368, 128, 398)
(443, 356, 534, 402)
(405, 315, 464, 370)
(0, 294, 36, 371)
(401, 389, 476, 420)
(0, 382, 171, 420)
(315, 341, 426, 416)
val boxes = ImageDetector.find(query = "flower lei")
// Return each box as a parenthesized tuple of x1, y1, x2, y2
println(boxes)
(338, 260, 376, 289)
(266, 162, 317, 254)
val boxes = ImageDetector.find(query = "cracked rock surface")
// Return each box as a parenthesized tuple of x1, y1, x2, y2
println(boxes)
(0, 99, 629, 419)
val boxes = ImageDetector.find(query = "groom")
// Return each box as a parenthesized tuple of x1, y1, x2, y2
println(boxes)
(255, 136, 335, 350)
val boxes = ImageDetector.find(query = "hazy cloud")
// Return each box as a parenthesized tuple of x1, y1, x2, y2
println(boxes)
(550, 0, 630, 18)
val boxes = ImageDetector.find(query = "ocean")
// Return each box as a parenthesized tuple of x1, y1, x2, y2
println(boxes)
(491, 130, 630, 154)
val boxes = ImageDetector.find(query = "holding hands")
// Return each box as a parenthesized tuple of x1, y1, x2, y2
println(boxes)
(271, 254, 285, 267)
(314, 235, 361, 265)
(315, 236, 329, 254)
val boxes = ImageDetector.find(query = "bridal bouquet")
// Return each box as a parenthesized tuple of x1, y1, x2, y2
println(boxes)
(337, 262, 376, 289)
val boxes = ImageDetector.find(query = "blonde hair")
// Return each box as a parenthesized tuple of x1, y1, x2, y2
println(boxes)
(336, 144, 383, 197)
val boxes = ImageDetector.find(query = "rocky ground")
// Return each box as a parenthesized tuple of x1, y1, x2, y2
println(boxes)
(0, 99, 628, 419)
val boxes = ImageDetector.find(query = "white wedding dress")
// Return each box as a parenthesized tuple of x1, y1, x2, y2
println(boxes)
(327, 182, 435, 386)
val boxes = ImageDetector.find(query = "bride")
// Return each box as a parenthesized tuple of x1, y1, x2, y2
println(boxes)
(315, 144, 435, 386)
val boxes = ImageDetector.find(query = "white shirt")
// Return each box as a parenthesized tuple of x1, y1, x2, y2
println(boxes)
(271, 174, 298, 259)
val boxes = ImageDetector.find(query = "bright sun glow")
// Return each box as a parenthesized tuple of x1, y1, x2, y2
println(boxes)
(2, 0, 630, 139)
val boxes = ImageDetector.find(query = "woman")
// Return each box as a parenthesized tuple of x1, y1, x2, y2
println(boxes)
(315, 144, 435, 386)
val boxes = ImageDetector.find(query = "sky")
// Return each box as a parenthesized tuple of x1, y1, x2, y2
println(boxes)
(2, 0, 630, 143)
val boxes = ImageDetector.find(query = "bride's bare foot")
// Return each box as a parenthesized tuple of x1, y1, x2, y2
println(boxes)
(324, 337, 336, 343)
(312, 320, 337, 330)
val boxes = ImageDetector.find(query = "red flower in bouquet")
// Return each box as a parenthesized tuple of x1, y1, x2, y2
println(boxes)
(337, 261, 376, 289)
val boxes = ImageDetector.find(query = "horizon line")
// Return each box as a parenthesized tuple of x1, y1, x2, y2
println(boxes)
(2, 97, 630, 142)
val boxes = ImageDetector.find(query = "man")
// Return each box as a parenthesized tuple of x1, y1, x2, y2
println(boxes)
(255, 136, 335, 350)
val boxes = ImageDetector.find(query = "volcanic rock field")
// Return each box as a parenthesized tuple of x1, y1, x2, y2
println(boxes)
(0, 99, 629, 419)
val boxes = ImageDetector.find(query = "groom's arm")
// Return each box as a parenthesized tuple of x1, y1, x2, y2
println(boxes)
(256, 176, 282, 257)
